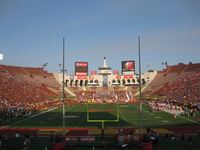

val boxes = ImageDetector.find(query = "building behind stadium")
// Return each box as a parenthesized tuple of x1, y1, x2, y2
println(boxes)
(57, 57, 157, 87)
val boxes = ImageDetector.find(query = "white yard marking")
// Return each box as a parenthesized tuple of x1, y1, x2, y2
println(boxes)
(163, 109, 200, 124)
(162, 120, 169, 123)
(178, 115, 200, 124)
(120, 105, 130, 108)
(6, 107, 57, 127)
(155, 116, 162, 119)
(65, 115, 80, 118)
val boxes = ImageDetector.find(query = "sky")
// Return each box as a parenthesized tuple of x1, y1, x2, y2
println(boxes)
(0, 0, 200, 74)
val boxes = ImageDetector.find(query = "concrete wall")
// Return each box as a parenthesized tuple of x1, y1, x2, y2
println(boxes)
(56, 73, 143, 87)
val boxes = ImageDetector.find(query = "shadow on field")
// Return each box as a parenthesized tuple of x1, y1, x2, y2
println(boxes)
(9, 111, 132, 128)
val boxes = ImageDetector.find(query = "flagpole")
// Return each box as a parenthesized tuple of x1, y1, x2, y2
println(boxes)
(62, 37, 66, 136)
(138, 36, 143, 137)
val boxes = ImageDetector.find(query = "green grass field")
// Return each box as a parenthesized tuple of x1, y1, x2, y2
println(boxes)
(9, 103, 200, 129)
(3, 104, 200, 150)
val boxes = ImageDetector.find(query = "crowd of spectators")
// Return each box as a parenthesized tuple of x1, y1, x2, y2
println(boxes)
(0, 69, 137, 125)
(147, 99, 198, 118)
(158, 72, 200, 102)
(0, 73, 60, 125)
(143, 71, 200, 119)
(150, 72, 200, 114)
(73, 90, 136, 104)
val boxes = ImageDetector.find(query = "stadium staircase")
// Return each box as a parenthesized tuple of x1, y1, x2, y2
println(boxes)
(80, 87, 87, 91)
(64, 87, 76, 97)
(53, 73, 76, 97)
(46, 87, 60, 96)
(123, 87, 128, 90)
(134, 83, 149, 96)
(143, 63, 200, 96)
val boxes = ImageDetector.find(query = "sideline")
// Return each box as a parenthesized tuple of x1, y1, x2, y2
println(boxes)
(162, 109, 200, 124)
(134, 104, 200, 125)
(177, 115, 200, 124)
(4, 107, 57, 127)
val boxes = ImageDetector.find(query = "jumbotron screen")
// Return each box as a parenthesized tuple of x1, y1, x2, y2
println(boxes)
(122, 60, 135, 73)
(75, 62, 88, 76)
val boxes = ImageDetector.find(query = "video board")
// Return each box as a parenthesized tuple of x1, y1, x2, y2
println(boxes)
(121, 60, 135, 73)
(75, 62, 88, 76)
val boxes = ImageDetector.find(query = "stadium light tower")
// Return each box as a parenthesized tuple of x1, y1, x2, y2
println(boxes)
(138, 36, 143, 137)
(62, 37, 66, 136)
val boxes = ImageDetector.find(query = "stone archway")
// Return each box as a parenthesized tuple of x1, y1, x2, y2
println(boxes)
(80, 80, 83, 87)
(112, 79, 116, 83)
(75, 80, 78, 87)
(70, 80, 74, 87)
(85, 80, 88, 86)
(66, 79, 69, 87)
(122, 79, 125, 85)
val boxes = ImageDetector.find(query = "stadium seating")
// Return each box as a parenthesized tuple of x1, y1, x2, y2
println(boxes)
(157, 71, 200, 102)
(1, 63, 200, 126)
(143, 63, 200, 98)
(0, 65, 61, 125)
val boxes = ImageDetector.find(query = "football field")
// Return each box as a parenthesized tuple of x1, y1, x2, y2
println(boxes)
(9, 103, 200, 129)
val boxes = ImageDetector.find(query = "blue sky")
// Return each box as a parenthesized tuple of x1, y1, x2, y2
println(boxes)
(0, 0, 200, 74)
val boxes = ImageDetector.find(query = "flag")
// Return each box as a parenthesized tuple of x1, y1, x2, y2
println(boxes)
(92, 93, 95, 101)
(0, 53, 3, 60)
(115, 94, 118, 100)
(126, 91, 130, 100)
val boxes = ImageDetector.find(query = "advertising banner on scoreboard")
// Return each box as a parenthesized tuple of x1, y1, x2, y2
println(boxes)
(77, 75, 87, 80)
(91, 70, 97, 76)
(122, 60, 135, 75)
(116, 75, 121, 80)
(75, 62, 88, 76)
(123, 74, 134, 79)
(89, 76, 94, 80)
(113, 70, 119, 75)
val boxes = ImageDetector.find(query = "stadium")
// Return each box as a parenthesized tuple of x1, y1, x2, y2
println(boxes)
(0, 55, 200, 150)
(1, 1, 200, 150)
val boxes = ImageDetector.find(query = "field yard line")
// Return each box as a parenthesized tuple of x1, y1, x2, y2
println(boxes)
(130, 104, 150, 114)
(65, 104, 84, 114)
(119, 109, 129, 122)
(139, 104, 200, 124)
(65, 104, 76, 112)
(176, 115, 200, 124)
(161, 109, 200, 124)
(76, 110, 87, 128)
(66, 104, 86, 127)
(133, 104, 200, 124)
(7, 107, 57, 127)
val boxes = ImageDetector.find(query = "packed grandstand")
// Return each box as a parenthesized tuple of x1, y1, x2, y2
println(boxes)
(0, 62, 200, 149)
(0, 62, 200, 124)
